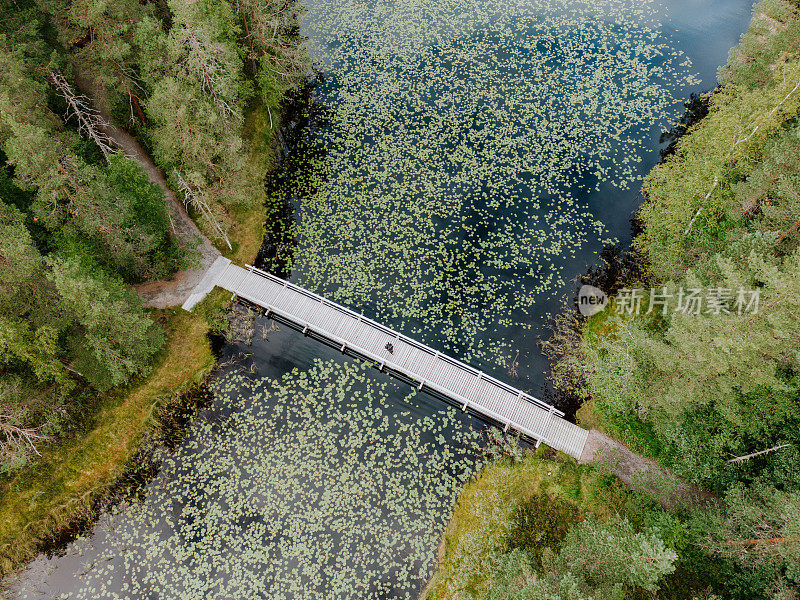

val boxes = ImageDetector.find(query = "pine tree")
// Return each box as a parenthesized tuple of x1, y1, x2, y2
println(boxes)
(705, 483, 800, 582)
(0, 202, 66, 380)
(552, 516, 677, 596)
(47, 254, 164, 390)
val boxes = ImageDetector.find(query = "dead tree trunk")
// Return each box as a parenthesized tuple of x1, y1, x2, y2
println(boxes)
(50, 72, 116, 161)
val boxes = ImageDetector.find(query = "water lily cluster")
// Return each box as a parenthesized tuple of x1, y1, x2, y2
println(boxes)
(13, 361, 482, 599)
(289, 0, 699, 365)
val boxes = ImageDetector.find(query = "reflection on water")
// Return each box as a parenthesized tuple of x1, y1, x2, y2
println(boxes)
(6, 326, 484, 600)
(7, 329, 487, 600)
(4, 0, 753, 597)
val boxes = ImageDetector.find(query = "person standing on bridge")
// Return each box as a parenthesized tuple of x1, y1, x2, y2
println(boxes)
(385, 342, 394, 354)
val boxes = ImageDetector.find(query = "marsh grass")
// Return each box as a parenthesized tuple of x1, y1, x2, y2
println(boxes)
(420, 451, 639, 599)
(0, 308, 215, 578)
(7, 361, 485, 599)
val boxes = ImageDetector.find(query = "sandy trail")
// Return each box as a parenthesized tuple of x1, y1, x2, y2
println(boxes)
(579, 429, 718, 509)
(73, 70, 221, 309)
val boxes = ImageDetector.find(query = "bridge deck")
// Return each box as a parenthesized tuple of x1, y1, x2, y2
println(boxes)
(183, 257, 588, 459)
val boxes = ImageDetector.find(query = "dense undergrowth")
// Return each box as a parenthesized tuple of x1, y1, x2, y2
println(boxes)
(582, 0, 800, 494)
(422, 450, 699, 600)
(540, 0, 800, 597)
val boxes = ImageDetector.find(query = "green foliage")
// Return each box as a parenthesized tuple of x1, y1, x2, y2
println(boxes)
(506, 493, 580, 565)
(570, 5, 800, 597)
(586, 239, 800, 486)
(97, 153, 182, 280)
(32, 0, 150, 85)
(47, 254, 164, 390)
(0, 0, 303, 476)
(484, 516, 677, 600)
(0, 196, 165, 467)
(0, 202, 66, 380)
(484, 550, 589, 600)
(701, 483, 800, 582)
(0, 319, 63, 385)
(133, 0, 278, 227)
(581, 0, 800, 493)
(0, 11, 182, 282)
(636, 0, 800, 279)
(552, 516, 677, 597)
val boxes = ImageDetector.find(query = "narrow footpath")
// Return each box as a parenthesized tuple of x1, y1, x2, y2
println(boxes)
(73, 69, 221, 309)
(579, 430, 718, 509)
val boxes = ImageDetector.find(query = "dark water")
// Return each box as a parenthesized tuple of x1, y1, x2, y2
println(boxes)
(3, 0, 753, 598)
(283, 0, 755, 401)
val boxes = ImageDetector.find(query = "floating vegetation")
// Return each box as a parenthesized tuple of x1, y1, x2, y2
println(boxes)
(14, 361, 483, 599)
(286, 0, 699, 365)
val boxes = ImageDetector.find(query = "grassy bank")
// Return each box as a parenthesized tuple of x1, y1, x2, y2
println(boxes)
(0, 106, 283, 578)
(421, 452, 621, 598)
(0, 308, 215, 575)
(420, 450, 692, 599)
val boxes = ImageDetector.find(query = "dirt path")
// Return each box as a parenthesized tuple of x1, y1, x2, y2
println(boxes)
(73, 70, 221, 309)
(579, 429, 718, 509)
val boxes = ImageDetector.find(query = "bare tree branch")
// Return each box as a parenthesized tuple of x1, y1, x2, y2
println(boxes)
(728, 443, 791, 463)
(173, 169, 232, 249)
(178, 30, 242, 122)
(49, 72, 116, 161)
(0, 416, 52, 457)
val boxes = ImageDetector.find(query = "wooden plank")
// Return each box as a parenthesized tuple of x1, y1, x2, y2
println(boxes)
(470, 377, 499, 407)
(364, 325, 390, 355)
(268, 286, 293, 309)
(487, 388, 511, 415)
(305, 304, 337, 331)
(195, 263, 588, 459)
(390, 341, 413, 370)
(346, 320, 371, 349)
(225, 268, 250, 294)
(395, 342, 419, 370)
(330, 312, 358, 338)
(214, 264, 239, 289)
(253, 281, 279, 306)
(504, 396, 525, 428)
(288, 294, 318, 322)
(359, 324, 385, 356)
(516, 404, 548, 435)
(457, 368, 479, 396)
(417, 353, 441, 380)
(431, 362, 465, 394)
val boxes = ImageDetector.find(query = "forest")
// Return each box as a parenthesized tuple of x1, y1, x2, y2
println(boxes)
(0, 0, 305, 470)
(0, 0, 799, 596)
(537, 0, 800, 597)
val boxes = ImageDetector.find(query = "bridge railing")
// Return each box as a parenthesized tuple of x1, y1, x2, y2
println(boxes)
(238, 276, 555, 447)
(244, 264, 564, 417)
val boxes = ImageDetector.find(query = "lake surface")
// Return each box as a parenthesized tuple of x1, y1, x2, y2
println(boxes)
(283, 0, 754, 393)
(3, 0, 753, 597)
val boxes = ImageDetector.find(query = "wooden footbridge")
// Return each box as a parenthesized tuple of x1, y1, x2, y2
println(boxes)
(183, 257, 588, 459)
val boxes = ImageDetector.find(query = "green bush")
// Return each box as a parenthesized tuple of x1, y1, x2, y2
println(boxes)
(506, 493, 580, 565)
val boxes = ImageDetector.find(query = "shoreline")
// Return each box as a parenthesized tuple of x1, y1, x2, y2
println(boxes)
(0, 99, 288, 581)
